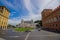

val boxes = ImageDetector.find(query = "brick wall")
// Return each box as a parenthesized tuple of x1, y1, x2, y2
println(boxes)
(42, 6, 60, 31)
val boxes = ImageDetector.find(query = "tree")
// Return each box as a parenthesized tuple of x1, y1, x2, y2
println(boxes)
(8, 24, 16, 28)
(34, 20, 42, 28)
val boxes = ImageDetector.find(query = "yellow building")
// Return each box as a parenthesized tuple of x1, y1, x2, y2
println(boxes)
(0, 6, 10, 30)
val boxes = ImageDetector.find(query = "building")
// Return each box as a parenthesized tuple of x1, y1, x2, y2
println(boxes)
(16, 19, 35, 28)
(42, 6, 60, 31)
(0, 6, 10, 30)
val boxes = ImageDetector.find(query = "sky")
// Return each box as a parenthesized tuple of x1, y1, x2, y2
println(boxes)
(0, 0, 60, 25)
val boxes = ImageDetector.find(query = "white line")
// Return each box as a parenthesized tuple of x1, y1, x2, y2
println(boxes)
(25, 32, 30, 40)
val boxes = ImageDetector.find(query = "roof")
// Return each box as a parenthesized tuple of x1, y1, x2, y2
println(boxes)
(41, 5, 60, 14)
(0, 6, 10, 12)
(24, 21, 32, 24)
(51, 5, 60, 13)
(41, 9, 52, 14)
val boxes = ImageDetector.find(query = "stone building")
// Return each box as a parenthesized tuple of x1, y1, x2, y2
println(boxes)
(41, 6, 60, 31)
(0, 6, 10, 30)
(17, 19, 35, 28)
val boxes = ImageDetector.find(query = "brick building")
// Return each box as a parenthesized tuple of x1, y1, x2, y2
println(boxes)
(42, 6, 60, 31)
(0, 6, 10, 30)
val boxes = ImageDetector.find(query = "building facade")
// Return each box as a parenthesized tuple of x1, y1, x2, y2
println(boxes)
(16, 19, 35, 28)
(42, 6, 60, 31)
(0, 6, 10, 30)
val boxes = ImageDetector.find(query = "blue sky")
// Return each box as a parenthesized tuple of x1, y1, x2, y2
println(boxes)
(0, 0, 60, 25)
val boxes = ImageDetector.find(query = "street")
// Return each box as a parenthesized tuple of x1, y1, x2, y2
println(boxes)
(0, 29, 28, 40)
(27, 30, 60, 40)
(0, 0, 60, 40)
(0, 29, 60, 40)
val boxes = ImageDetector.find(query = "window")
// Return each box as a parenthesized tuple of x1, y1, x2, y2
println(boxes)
(50, 19, 52, 22)
(53, 24, 54, 26)
(58, 12, 60, 15)
(0, 26, 2, 29)
(59, 16, 60, 18)
(0, 7, 3, 13)
(58, 16, 60, 20)
(49, 20, 50, 23)
(0, 7, 2, 10)
(51, 18, 54, 22)
(46, 20, 48, 23)
(54, 17, 57, 21)
(2, 7, 3, 9)
(55, 17, 58, 21)
(56, 24, 57, 27)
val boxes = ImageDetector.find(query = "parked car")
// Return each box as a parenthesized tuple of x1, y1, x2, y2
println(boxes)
(38, 28, 41, 31)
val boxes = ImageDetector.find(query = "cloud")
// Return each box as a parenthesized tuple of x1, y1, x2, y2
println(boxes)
(0, 0, 15, 9)
(8, 16, 21, 25)
(7, 0, 60, 25)
(23, 0, 50, 21)
(8, 19, 20, 25)
(23, 0, 41, 21)
(10, 12, 16, 16)
(21, 12, 41, 21)
(23, 0, 60, 21)
(0, 0, 22, 12)
(45, 0, 60, 9)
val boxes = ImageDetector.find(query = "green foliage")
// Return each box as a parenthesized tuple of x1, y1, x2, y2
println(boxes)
(8, 24, 16, 28)
(34, 20, 42, 28)
(14, 28, 34, 32)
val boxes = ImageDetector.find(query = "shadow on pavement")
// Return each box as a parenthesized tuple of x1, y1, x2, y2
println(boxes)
(0, 29, 28, 40)
(41, 28, 60, 34)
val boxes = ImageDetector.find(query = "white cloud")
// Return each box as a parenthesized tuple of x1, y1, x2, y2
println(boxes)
(1, 0, 21, 11)
(45, 0, 59, 9)
(8, 17, 21, 25)
(1, 0, 15, 9)
(23, 0, 41, 21)
(23, 0, 60, 21)
(10, 12, 16, 16)
(23, 0, 51, 21)
(8, 0, 60, 25)
(21, 12, 41, 21)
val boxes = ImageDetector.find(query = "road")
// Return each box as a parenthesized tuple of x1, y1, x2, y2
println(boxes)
(0, 29, 28, 40)
(0, 29, 60, 40)
(27, 30, 60, 40)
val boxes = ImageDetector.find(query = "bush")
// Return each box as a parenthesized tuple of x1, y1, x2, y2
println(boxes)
(14, 28, 34, 32)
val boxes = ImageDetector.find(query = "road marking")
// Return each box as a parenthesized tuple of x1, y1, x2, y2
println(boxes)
(25, 32, 30, 40)
(8, 36, 20, 38)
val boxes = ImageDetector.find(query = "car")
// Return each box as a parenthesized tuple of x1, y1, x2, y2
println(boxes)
(38, 28, 41, 31)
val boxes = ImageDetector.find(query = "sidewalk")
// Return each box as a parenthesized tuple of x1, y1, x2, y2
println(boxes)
(0, 38, 6, 40)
